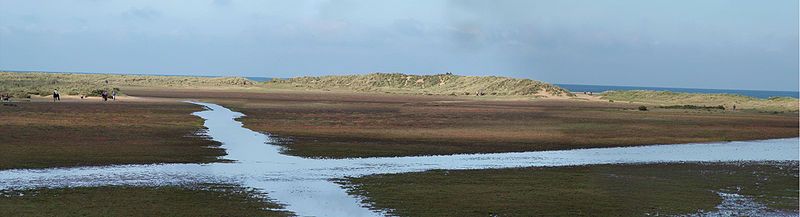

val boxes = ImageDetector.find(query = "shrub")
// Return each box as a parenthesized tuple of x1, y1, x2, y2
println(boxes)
(638, 105, 648, 111)
(89, 89, 107, 96)
(658, 105, 726, 110)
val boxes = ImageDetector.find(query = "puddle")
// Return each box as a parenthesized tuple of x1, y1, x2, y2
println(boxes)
(0, 102, 797, 216)
(694, 192, 797, 217)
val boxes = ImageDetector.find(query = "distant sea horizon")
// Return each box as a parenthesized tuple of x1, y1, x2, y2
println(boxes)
(245, 76, 798, 99)
(3, 70, 796, 99)
(556, 83, 799, 99)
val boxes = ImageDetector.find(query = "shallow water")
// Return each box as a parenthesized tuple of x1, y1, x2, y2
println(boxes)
(0, 102, 797, 216)
(699, 192, 797, 217)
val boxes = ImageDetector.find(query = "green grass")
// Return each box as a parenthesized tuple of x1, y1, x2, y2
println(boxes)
(342, 162, 799, 217)
(0, 184, 291, 217)
(602, 90, 799, 112)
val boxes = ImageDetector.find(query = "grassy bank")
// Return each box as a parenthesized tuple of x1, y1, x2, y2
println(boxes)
(342, 162, 799, 216)
(0, 71, 253, 98)
(125, 89, 799, 159)
(0, 184, 290, 217)
(602, 90, 799, 112)
(0, 100, 224, 169)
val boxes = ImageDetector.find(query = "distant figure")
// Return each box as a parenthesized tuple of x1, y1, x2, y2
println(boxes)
(588, 91, 593, 96)
(101, 91, 109, 101)
(1, 94, 9, 102)
(732, 104, 736, 111)
(53, 89, 60, 101)
(112, 91, 117, 101)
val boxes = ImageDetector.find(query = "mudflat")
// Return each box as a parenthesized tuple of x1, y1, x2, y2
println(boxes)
(0, 99, 224, 169)
(127, 88, 799, 158)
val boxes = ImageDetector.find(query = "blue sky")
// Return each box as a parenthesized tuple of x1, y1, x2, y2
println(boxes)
(0, 0, 797, 91)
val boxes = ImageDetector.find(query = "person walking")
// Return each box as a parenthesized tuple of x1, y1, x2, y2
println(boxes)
(53, 89, 60, 102)
(101, 91, 108, 101)
(112, 91, 117, 101)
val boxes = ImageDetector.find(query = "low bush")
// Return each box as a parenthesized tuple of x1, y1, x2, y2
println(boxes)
(659, 105, 726, 110)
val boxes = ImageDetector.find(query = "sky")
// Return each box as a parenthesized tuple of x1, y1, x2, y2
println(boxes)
(0, 0, 797, 91)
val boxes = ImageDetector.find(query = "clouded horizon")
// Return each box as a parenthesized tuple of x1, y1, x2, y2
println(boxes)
(1, 0, 797, 91)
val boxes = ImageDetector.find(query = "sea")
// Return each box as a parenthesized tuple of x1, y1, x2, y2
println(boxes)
(556, 84, 799, 99)
(247, 76, 799, 99)
(245, 77, 277, 82)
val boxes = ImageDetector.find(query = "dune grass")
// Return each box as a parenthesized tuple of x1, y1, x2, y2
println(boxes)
(1, 71, 575, 99)
(266, 72, 574, 97)
(0, 71, 254, 98)
(602, 90, 799, 112)
(342, 162, 799, 217)
(0, 184, 290, 217)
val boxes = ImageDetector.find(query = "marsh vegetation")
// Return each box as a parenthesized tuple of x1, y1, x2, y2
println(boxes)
(0, 100, 224, 169)
(0, 184, 290, 217)
(122, 89, 799, 159)
(343, 162, 799, 216)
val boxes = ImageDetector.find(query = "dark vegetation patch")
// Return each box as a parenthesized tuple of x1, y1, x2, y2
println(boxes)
(659, 104, 726, 110)
(342, 162, 799, 216)
(0, 184, 291, 217)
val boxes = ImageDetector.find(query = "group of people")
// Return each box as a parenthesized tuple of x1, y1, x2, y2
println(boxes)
(51, 89, 117, 102)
